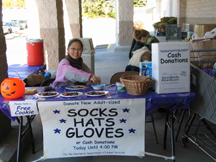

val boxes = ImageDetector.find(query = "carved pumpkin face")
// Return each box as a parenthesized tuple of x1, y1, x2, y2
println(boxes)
(1, 78, 25, 99)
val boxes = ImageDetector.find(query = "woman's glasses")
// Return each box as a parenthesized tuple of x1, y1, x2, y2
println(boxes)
(70, 48, 83, 52)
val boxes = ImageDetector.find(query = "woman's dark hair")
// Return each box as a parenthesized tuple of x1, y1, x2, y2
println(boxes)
(67, 38, 83, 49)
(133, 29, 150, 41)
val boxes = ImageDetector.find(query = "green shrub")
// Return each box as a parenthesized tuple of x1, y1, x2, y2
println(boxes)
(108, 12, 115, 18)
(168, 17, 177, 24)
(161, 17, 170, 23)
(88, 12, 97, 19)
(101, 13, 106, 18)
(82, 13, 88, 17)
(157, 22, 168, 29)
(153, 22, 159, 28)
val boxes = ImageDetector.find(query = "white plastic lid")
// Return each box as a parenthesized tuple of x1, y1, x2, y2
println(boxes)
(26, 38, 43, 43)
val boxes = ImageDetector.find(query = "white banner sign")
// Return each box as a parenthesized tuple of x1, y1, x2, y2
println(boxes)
(38, 99, 145, 159)
(9, 100, 38, 117)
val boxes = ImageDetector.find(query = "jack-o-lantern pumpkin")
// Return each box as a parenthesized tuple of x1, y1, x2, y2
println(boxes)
(1, 78, 25, 99)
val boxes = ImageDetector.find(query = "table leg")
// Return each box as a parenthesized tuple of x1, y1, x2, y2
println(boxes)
(163, 109, 170, 150)
(17, 116, 23, 162)
(175, 109, 186, 141)
(170, 111, 176, 162)
(27, 116, 35, 154)
(185, 113, 196, 134)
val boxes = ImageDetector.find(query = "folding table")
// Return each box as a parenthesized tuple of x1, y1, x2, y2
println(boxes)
(0, 86, 195, 162)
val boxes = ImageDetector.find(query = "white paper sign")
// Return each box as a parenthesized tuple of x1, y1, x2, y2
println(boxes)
(38, 99, 145, 159)
(9, 100, 38, 117)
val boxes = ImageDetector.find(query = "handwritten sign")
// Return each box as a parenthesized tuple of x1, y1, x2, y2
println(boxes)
(9, 100, 38, 117)
(38, 99, 146, 160)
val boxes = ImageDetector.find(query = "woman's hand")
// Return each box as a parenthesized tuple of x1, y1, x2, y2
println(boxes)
(89, 75, 101, 84)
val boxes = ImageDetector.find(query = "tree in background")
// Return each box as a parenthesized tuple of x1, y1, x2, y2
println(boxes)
(134, 0, 147, 7)
(102, 0, 114, 18)
(82, 0, 114, 18)
(2, 0, 25, 8)
(82, 0, 147, 19)
(2, 0, 147, 17)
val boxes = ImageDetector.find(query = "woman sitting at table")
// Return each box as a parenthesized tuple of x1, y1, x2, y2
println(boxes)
(126, 28, 159, 72)
(52, 38, 101, 87)
(128, 28, 159, 59)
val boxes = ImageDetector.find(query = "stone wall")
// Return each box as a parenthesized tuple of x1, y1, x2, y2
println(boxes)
(177, 0, 186, 25)
(118, 0, 133, 46)
(185, 0, 216, 24)
(36, 0, 65, 71)
(65, 0, 82, 38)
(0, 0, 11, 142)
(0, 3, 8, 87)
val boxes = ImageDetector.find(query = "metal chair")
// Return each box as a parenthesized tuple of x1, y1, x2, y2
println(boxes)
(110, 71, 139, 84)
(40, 78, 55, 87)
(110, 71, 158, 143)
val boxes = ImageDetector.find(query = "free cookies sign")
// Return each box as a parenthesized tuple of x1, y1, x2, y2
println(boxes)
(9, 100, 38, 117)
(38, 99, 145, 159)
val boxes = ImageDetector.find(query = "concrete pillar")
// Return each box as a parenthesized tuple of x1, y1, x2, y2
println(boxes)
(0, 1, 8, 92)
(118, 0, 133, 46)
(0, 36, 8, 85)
(0, 1, 11, 142)
(36, 0, 65, 71)
(64, 0, 82, 38)
(155, 0, 161, 21)
(168, 0, 172, 16)
(172, 0, 178, 17)
(63, 0, 82, 48)
(177, 0, 186, 25)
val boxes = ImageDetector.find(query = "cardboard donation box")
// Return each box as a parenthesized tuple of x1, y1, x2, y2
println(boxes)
(194, 24, 216, 37)
(152, 42, 190, 94)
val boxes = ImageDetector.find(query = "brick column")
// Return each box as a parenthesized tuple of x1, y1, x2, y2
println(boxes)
(184, 0, 216, 24)
(64, 0, 82, 38)
(0, 36, 8, 84)
(118, 0, 133, 46)
(0, 1, 11, 142)
(36, 0, 65, 71)
(0, 5, 8, 86)
(177, 0, 186, 25)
